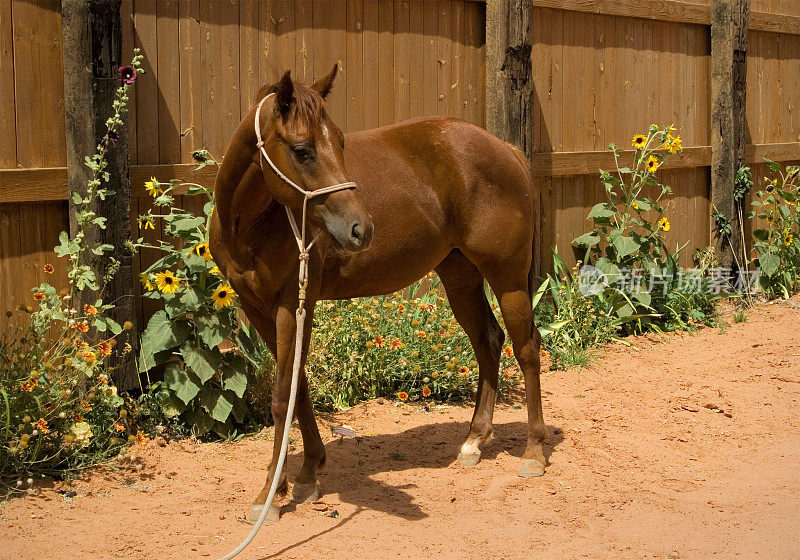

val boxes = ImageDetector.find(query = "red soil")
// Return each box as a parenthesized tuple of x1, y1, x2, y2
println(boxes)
(2, 299, 800, 560)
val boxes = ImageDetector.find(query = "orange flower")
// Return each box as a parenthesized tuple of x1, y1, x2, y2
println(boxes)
(416, 331, 427, 339)
(421, 386, 432, 398)
(73, 322, 89, 333)
(34, 418, 49, 434)
(84, 304, 97, 315)
(390, 338, 403, 350)
(97, 341, 112, 357)
(43, 264, 54, 274)
(374, 335, 385, 348)
(33, 292, 45, 301)
(397, 391, 409, 402)
(72, 413, 83, 423)
(80, 400, 92, 411)
(113, 422, 125, 432)
(136, 430, 148, 444)
(458, 366, 469, 375)
(503, 346, 514, 358)
(82, 351, 96, 365)
(397, 304, 406, 313)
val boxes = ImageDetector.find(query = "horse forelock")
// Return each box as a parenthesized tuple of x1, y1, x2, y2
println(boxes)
(256, 81, 327, 130)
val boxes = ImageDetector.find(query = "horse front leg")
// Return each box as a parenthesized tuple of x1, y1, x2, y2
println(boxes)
(247, 297, 314, 524)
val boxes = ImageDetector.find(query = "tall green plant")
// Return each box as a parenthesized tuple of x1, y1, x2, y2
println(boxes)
(133, 154, 263, 438)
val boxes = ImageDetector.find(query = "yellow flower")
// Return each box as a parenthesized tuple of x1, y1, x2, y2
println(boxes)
(397, 391, 409, 402)
(139, 273, 154, 291)
(665, 135, 683, 154)
(659, 217, 671, 232)
(631, 134, 647, 149)
(193, 242, 213, 262)
(646, 155, 660, 173)
(155, 270, 180, 293)
(144, 177, 163, 198)
(211, 284, 235, 308)
(631, 201, 639, 210)
(138, 215, 155, 230)
(784, 233, 793, 246)
(209, 265, 221, 276)
(71, 422, 93, 447)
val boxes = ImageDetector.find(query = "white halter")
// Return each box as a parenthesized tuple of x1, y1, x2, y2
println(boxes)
(215, 93, 356, 560)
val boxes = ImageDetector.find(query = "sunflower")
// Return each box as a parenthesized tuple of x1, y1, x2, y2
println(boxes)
(659, 217, 671, 232)
(397, 391, 409, 402)
(209, 265, 221, 276)
(646, 155, 660, 173)
(138, 215, 155, 230)
(144, 177, 163, 198)
(193, 242, 213, 262)
(664, 135, 683, 154)
(139, 272, 154, 291)
(631, 134, 647, 149)
(784, 233, 793, 246)
(211, 284, 235, 308)
(155, 270, 180, 294)
(631, 201, 640, 210)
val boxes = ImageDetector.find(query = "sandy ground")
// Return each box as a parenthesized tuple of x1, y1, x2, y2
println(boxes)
(2, 299, 800, 560)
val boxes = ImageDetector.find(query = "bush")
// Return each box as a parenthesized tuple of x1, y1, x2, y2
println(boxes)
(1, 51, 144, 485)
(306, 276, 519, 410)
(571, 124, 721, 333)
(748, 161, 800, 298)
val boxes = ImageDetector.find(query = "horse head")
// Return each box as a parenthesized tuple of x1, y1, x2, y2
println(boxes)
(256, 66, 373, 254)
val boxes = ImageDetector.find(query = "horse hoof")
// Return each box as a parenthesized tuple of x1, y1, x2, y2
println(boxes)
(246, 503, 281, 525)
(457, 451, 481, 467)
(518, 459, 545, 478)
(292, 482, 320, 503)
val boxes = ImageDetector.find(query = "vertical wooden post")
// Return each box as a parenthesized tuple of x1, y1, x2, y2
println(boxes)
(62, 0, 139, 391)
(711, 0, 750, 269)
(485, 0, 539, 275)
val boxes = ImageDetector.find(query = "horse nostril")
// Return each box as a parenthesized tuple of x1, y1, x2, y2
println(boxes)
(351, 222, 362, 241)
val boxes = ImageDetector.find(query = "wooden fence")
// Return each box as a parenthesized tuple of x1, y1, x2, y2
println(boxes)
(0, 0, 487, 331)
(2, 0, 800, 334)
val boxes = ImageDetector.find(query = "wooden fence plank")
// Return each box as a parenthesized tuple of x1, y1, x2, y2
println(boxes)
(0, 0, 16, 168)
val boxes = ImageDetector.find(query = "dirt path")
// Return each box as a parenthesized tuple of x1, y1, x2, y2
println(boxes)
(3, 300, 800, 560)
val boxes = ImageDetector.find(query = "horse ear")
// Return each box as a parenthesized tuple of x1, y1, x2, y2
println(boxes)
(312, 64, 338, 99)
(273, 70, 294, 118)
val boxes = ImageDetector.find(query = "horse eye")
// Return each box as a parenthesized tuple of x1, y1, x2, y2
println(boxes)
(291, 145, 314, 161)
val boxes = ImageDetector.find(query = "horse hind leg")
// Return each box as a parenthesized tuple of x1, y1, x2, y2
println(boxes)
(484, 272, 547, 478)
(435, 252, 504, 467)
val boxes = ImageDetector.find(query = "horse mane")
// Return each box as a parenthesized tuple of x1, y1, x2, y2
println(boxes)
(254, 79, 325, 125)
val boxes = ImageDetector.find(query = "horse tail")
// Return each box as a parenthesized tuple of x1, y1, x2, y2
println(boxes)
(503, 142, 538, 300)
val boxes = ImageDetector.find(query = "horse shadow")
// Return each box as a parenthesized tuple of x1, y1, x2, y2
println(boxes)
(279, 418, 564, 522)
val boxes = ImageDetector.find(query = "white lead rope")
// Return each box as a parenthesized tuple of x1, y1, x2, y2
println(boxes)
(215, 94, 356, 560)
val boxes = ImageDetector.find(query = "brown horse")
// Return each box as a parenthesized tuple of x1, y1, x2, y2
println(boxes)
(210, 66, 545, 524)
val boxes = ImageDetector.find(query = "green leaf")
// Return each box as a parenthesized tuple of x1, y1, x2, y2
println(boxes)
(573, 231, 601, 248)
(222, 355, 249, 398)
(139, 310, 192, 371)
(764, 158, 781, 173)
(586, 203, 616, 220)
(760, 253, 780, 277)
(164, 362, 201, 404)
(160, 394, 187, 418)
(611, 235, 640, 258)
(753, 229, 769, 242)
(194, 308, 236, 349)
(199, 388, 234, 422)
(180, 339, 222, 384)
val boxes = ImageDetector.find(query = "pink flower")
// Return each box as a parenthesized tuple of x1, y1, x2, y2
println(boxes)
(118, 66, 137, 84)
